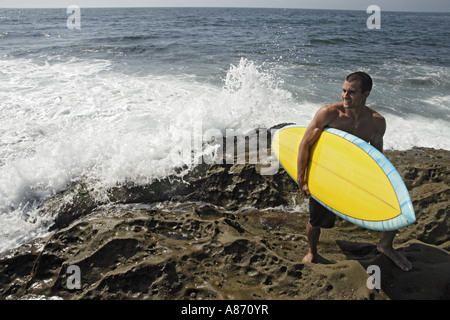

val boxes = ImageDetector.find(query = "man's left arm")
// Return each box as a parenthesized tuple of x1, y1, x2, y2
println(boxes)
(371, 114, 386, 153)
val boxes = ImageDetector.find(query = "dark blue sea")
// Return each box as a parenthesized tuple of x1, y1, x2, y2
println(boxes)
(0, 7, 449, 252)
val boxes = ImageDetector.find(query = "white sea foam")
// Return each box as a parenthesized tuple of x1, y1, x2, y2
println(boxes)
(0, 57, 294, 252)
(384, 114, 450, 151)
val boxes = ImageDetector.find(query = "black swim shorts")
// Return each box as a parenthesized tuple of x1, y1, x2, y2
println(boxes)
(309, 198, 336, 229)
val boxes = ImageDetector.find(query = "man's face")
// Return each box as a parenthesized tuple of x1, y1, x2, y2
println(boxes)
(342, 80, 370, 109)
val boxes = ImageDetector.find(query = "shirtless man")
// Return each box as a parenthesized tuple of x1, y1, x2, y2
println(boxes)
(297, 72, 412, 271)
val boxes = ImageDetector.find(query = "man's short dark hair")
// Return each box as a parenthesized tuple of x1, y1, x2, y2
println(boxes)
(346, 72, 373, 93)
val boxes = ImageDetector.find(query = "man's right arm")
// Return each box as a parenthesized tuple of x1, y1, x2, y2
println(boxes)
(297, 104, 338, 196)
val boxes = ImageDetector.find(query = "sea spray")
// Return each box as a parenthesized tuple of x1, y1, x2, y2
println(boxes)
(0, 57, 294, 253)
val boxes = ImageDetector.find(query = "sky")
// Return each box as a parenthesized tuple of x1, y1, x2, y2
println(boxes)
(0, 0, 449, 12)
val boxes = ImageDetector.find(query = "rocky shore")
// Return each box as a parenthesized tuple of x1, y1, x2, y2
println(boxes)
(0, 144, 449, 300)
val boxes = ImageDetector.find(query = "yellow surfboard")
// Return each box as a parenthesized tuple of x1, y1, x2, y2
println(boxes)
(272, 125, 415, 231)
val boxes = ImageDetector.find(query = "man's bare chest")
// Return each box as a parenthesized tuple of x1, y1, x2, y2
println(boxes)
(328, 115, 375, 143)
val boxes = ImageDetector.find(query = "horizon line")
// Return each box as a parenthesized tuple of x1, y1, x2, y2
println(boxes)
(1, 6, 449, 14)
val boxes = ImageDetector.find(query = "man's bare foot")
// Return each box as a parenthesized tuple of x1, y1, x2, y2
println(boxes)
(302, 251, 315, 263)
(377, 243, 412, 271)
(302, 251, 334, 264)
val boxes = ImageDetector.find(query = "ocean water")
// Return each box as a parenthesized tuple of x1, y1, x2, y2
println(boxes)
(0, 7, 449, 253)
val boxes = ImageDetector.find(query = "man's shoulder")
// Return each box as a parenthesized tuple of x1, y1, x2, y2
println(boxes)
(366, 106, 386, 133)
(326, 101, 344, 110)
(366, 106, 385, 120)
(319, 102, 344, 115)
(310, 103, 342, 128)
(314, 102, 342, 124)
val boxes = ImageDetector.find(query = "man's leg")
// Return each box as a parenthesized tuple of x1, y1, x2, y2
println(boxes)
(302, 221, 321, 263)
(377, 230, 412, 271)
(303, 198, 336, 263)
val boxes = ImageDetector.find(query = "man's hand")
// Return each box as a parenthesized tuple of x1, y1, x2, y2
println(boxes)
(300, 182, 311, 197)
(297, 173, 311, 197)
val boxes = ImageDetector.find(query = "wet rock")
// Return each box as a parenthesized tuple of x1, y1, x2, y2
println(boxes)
(0, 145, 449, 300)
